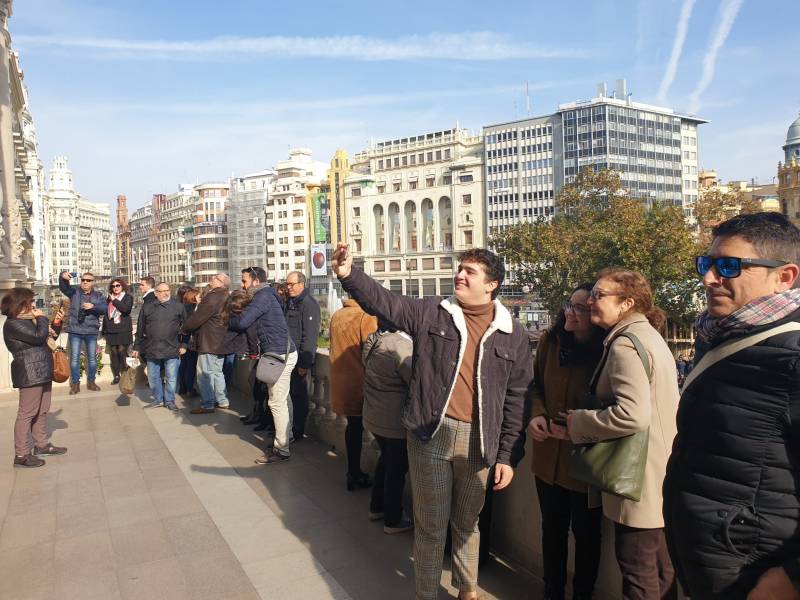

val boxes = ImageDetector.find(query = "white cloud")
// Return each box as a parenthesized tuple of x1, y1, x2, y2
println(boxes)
(687, 0, 744, 114)
(14, 31, 596, 61)
(656, 0, 696, 103)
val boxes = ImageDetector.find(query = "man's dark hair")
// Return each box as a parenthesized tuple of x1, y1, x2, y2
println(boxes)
(457, 248, 506, 299)
(140, 276, 155, 288)
(712, 212, 800, 266)
(242, 266, 267, 283)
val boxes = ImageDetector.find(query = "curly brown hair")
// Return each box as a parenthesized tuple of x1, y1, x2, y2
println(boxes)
(108, 278, 128, 295)
(221, 290, 252, 323)
(597, 268, 666, 330)
(0, 287, 35, 317)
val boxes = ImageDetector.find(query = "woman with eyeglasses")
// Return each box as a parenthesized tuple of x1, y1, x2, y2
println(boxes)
(102, 278, 133, 385)
(2, 287, 68, 468)
(527, 283, 606, 600)
(564, 269, 680, 600)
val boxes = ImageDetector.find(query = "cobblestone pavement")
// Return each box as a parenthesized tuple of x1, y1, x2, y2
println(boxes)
(0, 372, 534, 600)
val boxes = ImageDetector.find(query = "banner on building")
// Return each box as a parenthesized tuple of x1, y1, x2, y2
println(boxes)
(310, 243, 327, 276)
(311, 192, 328, 243)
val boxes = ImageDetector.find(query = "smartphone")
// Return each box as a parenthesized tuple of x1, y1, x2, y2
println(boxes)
(550, 416, 567, 427)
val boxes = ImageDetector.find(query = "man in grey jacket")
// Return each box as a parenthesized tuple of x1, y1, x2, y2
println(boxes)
(363, 315, 413, 535)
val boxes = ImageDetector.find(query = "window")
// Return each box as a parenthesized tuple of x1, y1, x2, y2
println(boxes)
(389, 260, 401, 272)
(351, 187, 361, 197)
(422, 258, 435, 270)
(410, 181, 417, 190)
(422, 278, 437, 297)
(440, 278, 454, 296)
(293, 209, 303, 217)
(389, 279, 403, 293)
(426, 177, 435, 188)
(374, 260, 385, 272)
(353, 207, 361, 217)
(393, 182, 401, 192)
(462, 194, 472, 205)
(464, 230, 473, 246)
(444, 149, 451, 160)
(354, 238, 362, 252)
(443, 175, 452, 185)
(393, 157, 400, 168)
(427, 152, 433, 162)
(377, 184, 385, 194)
(378, 160, 384, 170)
(294, 235, 304, 243)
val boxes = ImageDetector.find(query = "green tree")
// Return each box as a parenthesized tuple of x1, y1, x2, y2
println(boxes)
(693, 187, 762, 248)
(491, 168, 701, 324)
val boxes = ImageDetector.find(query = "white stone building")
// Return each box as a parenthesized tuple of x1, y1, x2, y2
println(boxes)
(129, 203, 152, 280)
(345, 128, 484, 297)
(45, 156, 113, 282)
(228, 170, 274, 277)
(158, 185, 194, 284)
(264, 149, 327, 281)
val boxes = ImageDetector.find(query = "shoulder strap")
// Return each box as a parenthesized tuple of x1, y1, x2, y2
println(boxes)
(682, 321, 800, 392)
(589, 329, 652, 394)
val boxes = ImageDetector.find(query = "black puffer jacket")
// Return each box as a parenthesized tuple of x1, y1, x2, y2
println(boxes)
(284, 288, 320, 369)
(133, 298, 185, 360)
(663, 310, 800, 599)
(3, 316, 52, 388)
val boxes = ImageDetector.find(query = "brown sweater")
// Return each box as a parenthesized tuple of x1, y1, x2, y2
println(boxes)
(446, 301, 495, 423)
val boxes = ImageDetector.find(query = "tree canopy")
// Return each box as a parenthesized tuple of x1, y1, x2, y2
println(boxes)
(693, 186, 762, 248)
(491, 168, 702, 324)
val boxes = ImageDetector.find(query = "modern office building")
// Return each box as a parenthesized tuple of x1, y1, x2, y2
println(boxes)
(345, 127, 484, 297)
(192, 182, 229, 285)
(158, 185, 194, 284)
(228, 170, 274, 277)
(483, 80, 707, 235)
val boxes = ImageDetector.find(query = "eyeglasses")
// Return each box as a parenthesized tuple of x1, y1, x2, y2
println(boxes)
(81, 278, 94, 283)
(285, 282, 301, 288)
(589, 289, 625, 301)
(563, 301, 590, 315)
(111, 284, 122, 288)
(695, 255, 788, 279)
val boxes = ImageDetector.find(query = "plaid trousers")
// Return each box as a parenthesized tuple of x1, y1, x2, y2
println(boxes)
(408, 416, 490, 599)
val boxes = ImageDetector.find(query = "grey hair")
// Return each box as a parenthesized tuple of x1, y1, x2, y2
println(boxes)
(287, 271, 306, 284)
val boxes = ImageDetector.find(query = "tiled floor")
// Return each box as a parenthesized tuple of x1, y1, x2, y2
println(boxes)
(0, 375, 536, 600)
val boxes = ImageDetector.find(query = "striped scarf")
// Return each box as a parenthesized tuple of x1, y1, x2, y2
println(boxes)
(695, 288, 800, 342)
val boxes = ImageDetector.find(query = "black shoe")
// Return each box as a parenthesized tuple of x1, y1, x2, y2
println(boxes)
(112, 376, 120, 385)
(253, 422, 275, 433)
(242, 416, 261, 425)
(543, 584, 565, 600)
(14, 454, 45, 468)
(346, 472, 372, 491)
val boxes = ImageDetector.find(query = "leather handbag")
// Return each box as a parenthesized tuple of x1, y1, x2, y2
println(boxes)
(569, 331, 651, 502)
(255, 335, 292, 386)
(52, 347, 70, 383)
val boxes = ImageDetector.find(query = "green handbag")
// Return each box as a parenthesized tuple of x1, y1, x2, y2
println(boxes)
(568, 331, 651, 502)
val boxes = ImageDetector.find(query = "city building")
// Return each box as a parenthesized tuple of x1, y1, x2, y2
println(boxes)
(778, 114, 800, 223)
(228, 170, 274, 277)
(147, 194, 164, 282)
(45, 156, 113, 282)
(327, 150, 350, 247)
(345, 127, 485, 297)
(158, 185, 194, 284)
(129, 203, 152, 280)
(264, 149, 327, 281)
(192, 182, 229, 285)
(483, 80, 707, 235)
(116, 195, 131, 283)
(698, 169, 780, 212)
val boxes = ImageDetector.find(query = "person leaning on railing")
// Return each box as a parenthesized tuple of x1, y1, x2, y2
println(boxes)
(3, 287, 68, 468)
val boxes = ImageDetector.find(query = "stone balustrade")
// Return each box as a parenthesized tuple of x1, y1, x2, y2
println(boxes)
(231, 348, 626, 599)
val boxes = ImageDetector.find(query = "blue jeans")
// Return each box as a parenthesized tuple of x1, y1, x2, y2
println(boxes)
(68, 333, 98, 384)
(223, 353, 236, 386)
(197, 353, 228, 409)
(146, 358, 179, 407)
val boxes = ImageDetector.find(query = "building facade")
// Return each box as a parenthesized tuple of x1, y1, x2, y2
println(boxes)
(327, 150, 350, 247)
(345, 128, 485, 298)
(192, 182, 229, 285)
(778, 115, 800, 223)
(45, 156, 113, 282)
(228, 170, 273, 277)
(483, 81, 707, 235)
(264, 149, 327, 281)
(116, 195, 131, 283)
(158, 185, 194, 285)
(129, 203, 152, 280)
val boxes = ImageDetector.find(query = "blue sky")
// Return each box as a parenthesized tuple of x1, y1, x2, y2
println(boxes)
(12, 0, 800, 211)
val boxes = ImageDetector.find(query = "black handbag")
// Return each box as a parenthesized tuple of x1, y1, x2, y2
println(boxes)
(568, 331, 651, 502)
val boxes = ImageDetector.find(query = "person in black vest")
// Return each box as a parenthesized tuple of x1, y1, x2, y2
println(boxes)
(664, 212, 800, 599)
(284, 271, 320, 441)
(102, 278, 133, 385)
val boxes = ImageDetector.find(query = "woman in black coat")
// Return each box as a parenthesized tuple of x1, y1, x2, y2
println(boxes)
(102, 278, 134, 385)
(2, 287, 67, 468)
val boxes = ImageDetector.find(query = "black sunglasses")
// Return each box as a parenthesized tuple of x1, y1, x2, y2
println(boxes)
(695, 255, 788, 279)
(81, 278, 94, 283)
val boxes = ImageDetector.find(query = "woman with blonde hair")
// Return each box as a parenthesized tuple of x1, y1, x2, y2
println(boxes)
(565, 268, 680, 600)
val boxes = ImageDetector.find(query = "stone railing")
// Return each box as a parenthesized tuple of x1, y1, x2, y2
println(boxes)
(231, 348, 624, 598)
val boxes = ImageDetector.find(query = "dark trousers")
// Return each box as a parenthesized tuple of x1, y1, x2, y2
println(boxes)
(369, 435, 409, 526)
(535, 478, 603, 598)
(251, 379, 273, 428)
(178, 350, 198, 394)
(289, 367, 309, 438)
(222, 353, 236, 386)
(615, 523, 676, 600)
(345, 416, 364, 477)
(109, 345, 130, 378)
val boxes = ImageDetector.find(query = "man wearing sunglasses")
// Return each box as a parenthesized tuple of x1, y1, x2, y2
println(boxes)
(664, 212, 800, 599)
(59, 271, 107, 394)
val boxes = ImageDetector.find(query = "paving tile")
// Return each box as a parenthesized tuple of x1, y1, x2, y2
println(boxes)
(101, 471, 148, 500)
(255, 568, 352, 600)
(149, 485, 205, 519)
(56, 499, 108, 539)
(0, 583, 54, 600)
(56, 476, 103, 508)
(54, 570, 122, 600)
(105, 493, 159, 529)
(178, 550, 256, 600)
(0, 542, 54, 597)
(135, 448, 175, 471)
(142, 465, 187, 492)
(53, 531, 115, 581)
(109, 521, 173, 566)
(56, 458, 99, 483)
(116, 556, 190, 600)
(162, 511, 229, 556)
(0, 509, 56, 549)
(97, 453, 141, 477)
(6, 486, 58, 516)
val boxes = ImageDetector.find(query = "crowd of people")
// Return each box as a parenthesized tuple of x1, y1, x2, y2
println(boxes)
(3, 211, 800, 600)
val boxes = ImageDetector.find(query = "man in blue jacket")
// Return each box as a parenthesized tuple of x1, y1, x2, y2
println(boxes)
(229, 276, 297, 465)
(59, 271, 107, 394)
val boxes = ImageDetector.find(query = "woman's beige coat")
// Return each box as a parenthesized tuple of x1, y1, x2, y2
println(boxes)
(569, 313, 679, 529)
